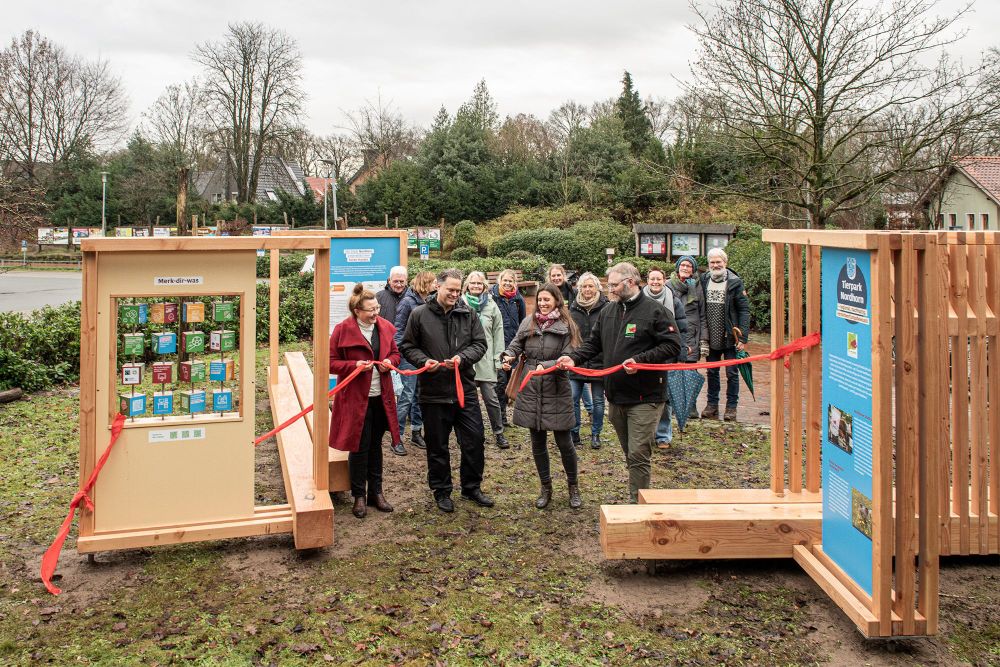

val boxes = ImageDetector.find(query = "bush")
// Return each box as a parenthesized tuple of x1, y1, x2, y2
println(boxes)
(256, 251, 308, 278)
(489, 219, 633, 274)
(451, 220, 477, 249)
(505, 250, 534, 260)
(256, 272, 315, 344)
(407, 254, 549, 282)
(0, 302, 82, 392)
(725, 236, 772, 331)
(450, 246, 478, 261)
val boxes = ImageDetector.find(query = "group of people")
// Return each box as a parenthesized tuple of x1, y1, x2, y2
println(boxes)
(327, 249, 751, 517)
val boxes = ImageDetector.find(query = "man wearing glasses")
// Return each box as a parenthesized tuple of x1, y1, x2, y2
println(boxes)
(400, 268, 493, 513)
(558, 262, 681, 503)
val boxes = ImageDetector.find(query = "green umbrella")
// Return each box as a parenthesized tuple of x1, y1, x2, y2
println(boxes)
(732, 327, 755, 400)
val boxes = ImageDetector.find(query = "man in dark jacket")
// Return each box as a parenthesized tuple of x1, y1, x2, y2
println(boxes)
(489, 270, 526, 425)
(699, 248, 751, 422)
(375, 266, 408, 325)
(558, 262, 682, 503)
(400, 268, 493, 513)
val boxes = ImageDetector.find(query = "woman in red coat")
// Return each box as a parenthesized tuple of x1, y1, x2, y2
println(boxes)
(329, 283, 402, 518)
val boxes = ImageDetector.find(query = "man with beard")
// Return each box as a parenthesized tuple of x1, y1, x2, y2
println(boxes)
(700, 248, 751, 422)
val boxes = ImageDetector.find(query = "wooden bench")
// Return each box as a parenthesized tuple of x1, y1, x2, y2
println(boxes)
(485, 269, 537, 290)
(284, 351, 350, 493)
(600, 488, 822, 560)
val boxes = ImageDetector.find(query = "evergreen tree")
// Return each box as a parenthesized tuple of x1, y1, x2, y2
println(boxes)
(615, 71, 664, 162)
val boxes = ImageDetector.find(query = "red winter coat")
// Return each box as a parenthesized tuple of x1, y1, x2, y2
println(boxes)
(328, 315, 401, 452)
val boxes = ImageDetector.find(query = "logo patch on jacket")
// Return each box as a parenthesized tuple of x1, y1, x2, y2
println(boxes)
(667, 325, 675, 333)
(624, 323, 637, 338)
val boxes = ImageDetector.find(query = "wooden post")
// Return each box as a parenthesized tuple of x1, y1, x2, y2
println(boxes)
(385, 213, 389, 228)
(987, 245, 1000, 537)
(78, 251, 98, 537)
(950, 243, 970, 554)
(312, 248, 331, 492)
(788, 244, 804, 493)
(805, 245, 822, 492)
(269, 249, 280, 384)
(769, 242, 786, 494)
(176, 167, 189, 235)
(967, 244, 989, 554)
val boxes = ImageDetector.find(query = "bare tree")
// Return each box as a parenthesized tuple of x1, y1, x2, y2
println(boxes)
(0, 30, 127, 184)
(0, 174, 48, 250)
(142, 79, 209, 170)
(345, 93, 419, 170)
(312, 133, 359, 179)
(496, 113, 557, 165)
(193, 22, 304, 203)
(686, 0, 1000, 228)
(546, 101, 589, 147)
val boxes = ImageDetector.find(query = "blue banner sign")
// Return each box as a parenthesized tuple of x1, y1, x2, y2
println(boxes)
(821, 248, 875, 595)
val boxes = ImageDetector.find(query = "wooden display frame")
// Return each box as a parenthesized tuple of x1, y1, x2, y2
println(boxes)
(78, 236, 333, 553)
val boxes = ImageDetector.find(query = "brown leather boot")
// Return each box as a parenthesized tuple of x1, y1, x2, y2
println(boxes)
(701, 404, 719, 419)
(535, 482, 553, 509)
(367, 493, 394, 513)
(352, 496, 367, 519)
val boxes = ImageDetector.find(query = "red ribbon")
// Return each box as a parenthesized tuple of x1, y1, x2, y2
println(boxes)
(519, 332, 821, 391)
(40, 413, 126, 595)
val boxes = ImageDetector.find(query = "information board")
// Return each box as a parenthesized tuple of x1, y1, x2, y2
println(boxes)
(821, 248, 875, 595)
(328, 236, 404, 331)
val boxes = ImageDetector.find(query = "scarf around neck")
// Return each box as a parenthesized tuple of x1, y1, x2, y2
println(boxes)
(463, 293, 483, 313)
(498, 285, 517, 299)
(575, 288, 600, 310)
(669, 273, 699, 305)
(533, 308, 561, 331)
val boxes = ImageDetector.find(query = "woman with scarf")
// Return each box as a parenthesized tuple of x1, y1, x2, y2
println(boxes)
(329, 283, 401, 519)
(642, 267, 688, 448)
(568, 272, 609, 449)
(463, 271, 509, 449)
(490, 269, 526, 426)
(502, 284, 583, 509)
(667, 257, 707, 418)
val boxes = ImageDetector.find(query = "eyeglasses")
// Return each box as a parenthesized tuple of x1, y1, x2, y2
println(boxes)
(607, 278, 631, 289)
(358, 305, 381, 313)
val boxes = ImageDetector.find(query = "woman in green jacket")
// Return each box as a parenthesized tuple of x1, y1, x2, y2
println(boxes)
(463, 271, 509, 449)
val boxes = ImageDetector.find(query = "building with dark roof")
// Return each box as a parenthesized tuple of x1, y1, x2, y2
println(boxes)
(194, 156, 307, 204)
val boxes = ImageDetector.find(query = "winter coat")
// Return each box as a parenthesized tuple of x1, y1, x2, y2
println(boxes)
(642, 285, 688, 361)
(467, 292, 505, 383)
(399, 297, 488, 404)
(667, 273, 706, 359)
(375, 284, 406, 325)
(503, 316, 576, 431)
(568, 295, 610, 380)
(489, 284, 526, 347)
(699, 268, 751, 349)
(556, 282, 577, 303)
(569, 291, 682, 405)
(392, 288, 426, 345)
(328, 316, 401, 452)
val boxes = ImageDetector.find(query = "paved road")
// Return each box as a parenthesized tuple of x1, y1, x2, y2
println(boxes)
(0, 270, 82, 314)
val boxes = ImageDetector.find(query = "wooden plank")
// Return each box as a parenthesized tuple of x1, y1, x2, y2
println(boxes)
(268, 366, 334, 549)
(601, 503, 821, 560)
(313, 249, 331, 493)
(286, 351, 350, 493)
(967, 245, 990, 554)
(951, 244, 971, 554)
(638, 488, 822, 504)
(793, 545, 880, 637)
(893, 237, 918, 633)
(77, 511, 293, 553)
(988, 245, 1000, 536)
(788, 244, 804, 493)
(81, 237, 330, 252)
(947, 513, 998, 554)
(935, 233, 954, 555)
(78, 252, 98, 538)
(811, 544, 873, 609)
(871, 236, 894, 635)
(918, 239, 942, 633)
(805, 245, 822, 492)
(269, 249, 280, 383)
(770, 243, 786, 494)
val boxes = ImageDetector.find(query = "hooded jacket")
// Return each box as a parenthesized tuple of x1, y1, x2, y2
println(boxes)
(503, 316, 576, 431)
(465, 291, 505, 383)
(569, 290, 681, 405)
(489, 283, 526, 347)
(667, 273, 706, 358)
(699, 268, 751, 349)
(399, 296, 488, 404)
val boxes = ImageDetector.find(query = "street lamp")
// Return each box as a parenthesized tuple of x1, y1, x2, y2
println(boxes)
(319, 159, 338, 230)
(100, 171, 109, 236)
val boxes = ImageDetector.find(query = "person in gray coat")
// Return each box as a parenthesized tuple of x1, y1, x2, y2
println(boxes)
(502, 283, 583, 510)
(463, 271, 509, 449)
(667, 255, 706, 420)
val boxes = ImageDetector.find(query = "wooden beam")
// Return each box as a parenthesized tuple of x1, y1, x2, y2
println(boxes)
(871, 236, 894, 635)
(760, 230, 927, 250)
(600, 503, 821, 560)
(82, 237, 330, 252)
(805, 245, 822, 492)
(793, 545, 881, 637)
(987, 245, 1000, 529)
(312, 249, 331, 493)
(967, 245, 990, 554)
(770, 243, 786, 493)
(78, 251, 99, 538)
(638, 488, 821, 504)
(788, 244, 804, 493)
(950, 243, 971, 554)
(269, 249, 280, 384)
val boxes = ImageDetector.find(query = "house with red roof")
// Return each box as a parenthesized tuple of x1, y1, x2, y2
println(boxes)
(920, 156, 1000, 230)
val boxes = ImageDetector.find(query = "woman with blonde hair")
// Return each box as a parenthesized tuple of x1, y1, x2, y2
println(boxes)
(502, 283, 583, 509)
(568, 272, 609, 449)
(391, 270, 436, 455)
(490, 268, 526, 426)
(547, 263, 576, 303)
(329, 283, 401, 518)
(463, 271, 509, 448)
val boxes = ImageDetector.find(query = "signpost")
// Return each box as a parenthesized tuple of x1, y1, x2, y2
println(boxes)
(22, 239, 28, 265)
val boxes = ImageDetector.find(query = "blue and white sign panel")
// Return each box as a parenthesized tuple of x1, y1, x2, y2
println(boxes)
(821, 248, 875, 596)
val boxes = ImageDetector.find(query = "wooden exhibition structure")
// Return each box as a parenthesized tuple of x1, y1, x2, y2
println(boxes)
(78, 236, 335, 553)
(600, 230, 998, 638)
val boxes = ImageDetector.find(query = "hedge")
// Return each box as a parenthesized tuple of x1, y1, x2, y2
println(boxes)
(0, 302, 82, 392)
(488, 220, 633, 274)
(406, 254, 550, 281)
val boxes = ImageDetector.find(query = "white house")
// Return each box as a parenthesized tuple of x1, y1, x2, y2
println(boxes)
(921, 156, 1000, 230)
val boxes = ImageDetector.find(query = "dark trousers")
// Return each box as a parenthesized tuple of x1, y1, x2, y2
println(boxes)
(495, 368, 510, 418)
(706, 346, 740, 407)
(420, 397, 486, 498)
(349, 396, 388, 498)
(529, 429, 577, 485)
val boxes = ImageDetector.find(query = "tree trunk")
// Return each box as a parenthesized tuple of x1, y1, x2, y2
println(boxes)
(176, 167, 189, 235)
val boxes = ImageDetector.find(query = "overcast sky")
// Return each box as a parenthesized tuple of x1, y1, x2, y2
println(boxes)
(6, 0, 998, 139)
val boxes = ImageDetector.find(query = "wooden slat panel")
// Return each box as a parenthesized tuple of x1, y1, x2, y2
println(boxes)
(893, 237, 918, 633)
(269, 249, 280, 383)
(967, 245, 990, 554)
(788, 244, 804, 493)
(871, 236, 894, 635)
(78, 252, 99, 538)
(285, 352, 350, 493)
(935, 233, 954, 555)
(312, 249, 331, 492)
(918, 239, 941, 633)
(950, 244, 971, 553)
(988, 246, 1000, 534)
(805, 245, 823, 492)
(77, 513, 293, 553)
(770, 243, 786, 494)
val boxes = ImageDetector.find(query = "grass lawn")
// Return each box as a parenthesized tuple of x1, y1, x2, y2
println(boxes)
(0, 345, 996, 666)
